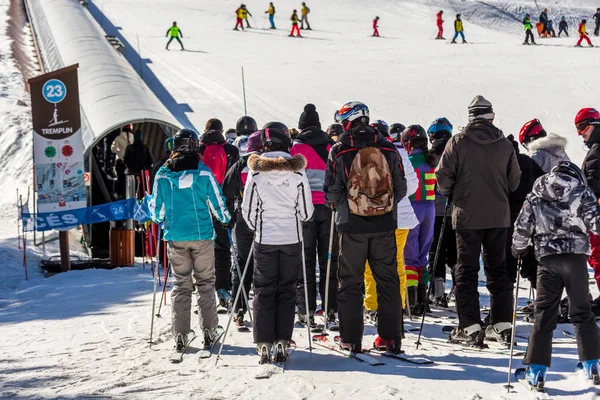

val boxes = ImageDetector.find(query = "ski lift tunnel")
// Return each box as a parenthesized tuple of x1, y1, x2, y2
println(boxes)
(25, 0, 181, 256)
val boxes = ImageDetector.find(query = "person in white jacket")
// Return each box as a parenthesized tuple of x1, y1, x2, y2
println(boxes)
(110, 126, 134, 198)
(242, 121, 314, 364)
(363, 139, 419, 323)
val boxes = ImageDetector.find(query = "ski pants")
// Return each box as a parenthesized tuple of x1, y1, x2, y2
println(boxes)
(405, 201, 435, 288)
(235, 17, 244, 30)
(506, 212, 537, 287)
(213, 217, 232, 292)
(524, 254, 600, 367)
(455, 228, 513, 329)
(231, 209, 255, 313)
(300, 15, 310, 29)
(524, 29, 535, 43)
(290, 24, 300, 36)
(373, 28, 379, 37)
(169, 240, 219, 336)
(558, 27, 568, 37)
(428, 214, 457, 297)
(541, 22, 548, 36)
(437, 22, 444, 39)
(337, 231, 402, 347)
(577, 34, 592, 46)
(114, 159, 126, 198)
(252, 242, 301, 343)
(244, 17, 251, 28)
(452, 31, 465, 42)
(166, 36, 184, 49)
(595, 23, 600, 36)
(365, 229, 408, 310)
(296, 205, 338, 314)
(588, 233, 600, 292)
(269, 15, 275, 29)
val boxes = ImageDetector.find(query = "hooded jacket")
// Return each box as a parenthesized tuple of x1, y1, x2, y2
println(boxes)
(527, 133, 570, 173)
(583, 130, 600, 199)
(394, 142, 419, 229)
(512, 171, 600, 260)
(435, 120, 521, 229)
(507, 135, 544, 216)
(290, 127, 333, 205)
(222, 152, 259, 215)
(324, 125, 407, 234)
(150, 154, 231, 242)
(199, 130, 240, 174)
(242, 151, 314, 245)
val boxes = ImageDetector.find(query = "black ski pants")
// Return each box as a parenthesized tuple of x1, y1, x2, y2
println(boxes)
(231, 209, 254, 313)
(595, 23, 599, 36)
(428, 215, 457, 283)
(296, 205, 339, 314)
(252, 242, 301, 343)
(524, 29, 535, 44)
(524, 254, 600, 367)
(213, 218, 232, 291)
(455, 228, 513, 329)
(337, 231, 402, 347)
(506, 212, 537, 286)
(558, 27, 568, 37)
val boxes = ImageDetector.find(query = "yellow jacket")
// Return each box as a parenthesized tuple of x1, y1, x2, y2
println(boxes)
(291, 13, 299, 23)
(267, 6, 274, 15)
(301, 6, 309, 16)
(236, 8, 247, 19)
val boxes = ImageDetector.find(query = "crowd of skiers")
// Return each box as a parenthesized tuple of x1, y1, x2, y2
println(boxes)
(523, 8, 595, 46)
(233, 2, 311, 36)
(138, 94, 600, 384)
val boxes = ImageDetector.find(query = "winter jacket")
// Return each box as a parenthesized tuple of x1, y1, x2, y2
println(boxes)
(301, 5, 309, 15)
(583, 130, 600, 199)
(507, 134, 544, 216)
(111, 131, 133, 160)
(595, 12, 600, 25)
(290, 127, 333, 205)
(236, 8, 248, 19)
(527, 133, 570, 173)
(512, 171, 600, 260)
(291, 13, 299, 23)
(267, 6, 275, 15)
(559, 20, 568, 30)
(151, 154, 231, 242)
(199, 130, 240, 180)
(579, 23, 587, 35)
(222, 152, 257, 217)
(324, 125, 407, 234)
(454, 19, 463, 32)
(150, 157, 168, 189)
(408, 149, 436, 202)
(436, 12, 443, 26)
(435, 120, 521, 230)
(431, 137, 451, 216)
(523, 17, 532, 30)
(539, 12, 548, 24)
(167, 26, 181, 38)
(373, 19, 378, 29)
(242, 151, 314, 245)
(394, 142, 419, 229)
(123, 140, 153, 176)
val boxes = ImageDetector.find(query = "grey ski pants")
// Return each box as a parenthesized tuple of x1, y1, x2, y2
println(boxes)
(169, 240, 219, 336)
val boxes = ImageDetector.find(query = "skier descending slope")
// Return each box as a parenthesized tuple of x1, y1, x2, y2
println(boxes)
(324, 101, 406, 354)
(150, 129, 231, 356)
(166, 21, 184, 50)
(435, 96, 521, 346)
(242, 122, 314, 363)
(512, 161, 600, 389)
(372, 16, 380, 37)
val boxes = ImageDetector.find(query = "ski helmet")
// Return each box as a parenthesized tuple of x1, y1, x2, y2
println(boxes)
(164, 136, 175, 153)
(246, 131, 264, 153)
(236, 116, 258, 136)
(552, 161, 586, 185)
(427, 117, 453, 141)
(370, 119, 390, 137)
(582, 19, 587, 24)
(261, 121, 292, 150)
(389, 123, 406, 139)
(334, 101, 370, 131)
(519, 119, 546, 145)
(327, 123, 343, 138)
(174, 128, 200, 154)
(575, 108, 600, 135)
(400, 125, 427, 148)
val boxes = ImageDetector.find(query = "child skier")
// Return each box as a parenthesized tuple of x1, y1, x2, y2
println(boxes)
(512, 161, 600, 388)
(265, 2, 276, 29)
(436, 10, 445, 39)
(234, 4, 249, 31)
(451, 14, 466, 44)
(576, 19, 594, 47)
(372, 16, 380, 37)
(242, 122, 313, 363)
(150, 128, 231, 353)
(547, 20, 556, 37)
(401, 125, 437, 315)
(523, 14, 537, 45)
(300, 2, 311, 30)
(165, 22, 184, 51)
(558, 16, 568, 37)
(290, 10, 301, 37)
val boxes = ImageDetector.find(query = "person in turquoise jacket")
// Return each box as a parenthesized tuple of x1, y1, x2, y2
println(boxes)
(150, 128, 231, 354)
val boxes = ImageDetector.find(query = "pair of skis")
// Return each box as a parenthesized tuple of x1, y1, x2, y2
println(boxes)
(254, 341, 297, 379)
(169, 326, 225, 363)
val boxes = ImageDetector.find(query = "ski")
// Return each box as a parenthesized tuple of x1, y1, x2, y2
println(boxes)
(169, 330, 197, 363)
(311, 335, 385, 366)
(235, 321, 251, 332)
(255, 341, 296, 379)
(366, 348, 434, 365)
(198, 326, 225, 359)
(515, 368, 550, 399)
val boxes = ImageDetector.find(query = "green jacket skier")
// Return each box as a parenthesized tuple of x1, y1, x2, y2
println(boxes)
(166, 22, 184, 50)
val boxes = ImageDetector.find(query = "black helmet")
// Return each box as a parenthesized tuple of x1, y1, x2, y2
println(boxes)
(236, 116, 258, 136)
(327, 123, 343, 138)
(389, 123, 406, 139)
(552, 161, 586, 185)
(261, 121, 292, 150)
(370, 119, 390, 137)
(400, 124, 427, 148)
(174, 128, 200, 154)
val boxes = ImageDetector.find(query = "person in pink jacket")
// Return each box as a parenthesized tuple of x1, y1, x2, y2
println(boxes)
(373, 16, 380, 37)
(436, 10, 445, 39)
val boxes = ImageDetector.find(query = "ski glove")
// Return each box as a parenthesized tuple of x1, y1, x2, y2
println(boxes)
(511, 245, 529, 259)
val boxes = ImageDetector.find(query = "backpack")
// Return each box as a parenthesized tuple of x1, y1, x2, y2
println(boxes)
(202, 142, 228, 184)
(346, 146, 394, 216)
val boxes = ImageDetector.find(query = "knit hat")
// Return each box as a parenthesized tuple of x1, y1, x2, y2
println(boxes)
(298, 103, 321, 130)
(205, 118, 223, 132)
(246, 131, 263, 153)
(468, 95, 495, 122)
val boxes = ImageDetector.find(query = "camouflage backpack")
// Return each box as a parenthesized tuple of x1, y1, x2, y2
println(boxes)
(347, 146, 394, 216)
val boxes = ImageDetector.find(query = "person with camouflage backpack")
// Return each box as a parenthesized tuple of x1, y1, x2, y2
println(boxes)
(324, 101, 407, 354)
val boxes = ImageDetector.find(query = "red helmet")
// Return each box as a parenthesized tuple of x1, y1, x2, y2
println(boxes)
(519, 119, 546, 145)
(575, 108, 600, 135)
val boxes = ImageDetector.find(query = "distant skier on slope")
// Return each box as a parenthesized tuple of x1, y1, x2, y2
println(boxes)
(289, 10, 301, 37)
(372, 16, 380, 37)
(234, 4, 251, 31)
(547, 20, 556, 37)
(538, 8, 549, 37)
(576, 19, 594, 47)
(265, 2, 276, 29)
(300, 2, 311, 30)
(451, 14, 466, 44)
(166, 22, 184, 51)
(558, 16, 568, 37)
(523, 14, 537, 45)
(594, 8, 600, 36)
(436, 10, 445, 39)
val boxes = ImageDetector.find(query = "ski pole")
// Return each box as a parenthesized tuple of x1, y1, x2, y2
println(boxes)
(148, 228, 163, 347)
(227, 228, 253, 323)
(301, 240, 313, 352)
(416, 199, 450, 349)
(505, 256, 523, 392)
(156, 263, 171, 317)
(322, 211, 336, 332)
(215, 240, 255, 366)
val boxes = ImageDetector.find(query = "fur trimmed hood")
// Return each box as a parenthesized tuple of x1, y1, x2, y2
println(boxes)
(248, 152, 307, 172)
(528, 133, 568, 153)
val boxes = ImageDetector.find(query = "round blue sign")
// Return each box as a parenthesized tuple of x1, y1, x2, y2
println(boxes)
(42, 79, 67, 104)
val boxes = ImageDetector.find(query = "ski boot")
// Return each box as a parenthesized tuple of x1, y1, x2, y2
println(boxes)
(233, 309, 245, 326)
(338, 337, 362, 354)
(525, 364, 547, 391)
(484, 322, 512, 345)
(273, 340, 290, 362)
(448, 323, 485, 347)
(373, 337, 402, 354)
(256, 342, 273, 364)
(217, 289, 231, 309)
(174, 333, 188, 352)
(582, 359, 600, 384)
(364, 309, 378, 325)
(298, 312, 316, 328)
(462, 40, 467, 44)
(431, 294, 449, 308)
(450, 40, 456, 44)
(203, 327, 220, 346)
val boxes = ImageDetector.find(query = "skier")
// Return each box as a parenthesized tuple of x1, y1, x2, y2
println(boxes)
(290, 104, 338, 328)
(324, 101, 407, 354)
(199, 119, 240, 309)
(594, 8, 600, 37)
(326, 123, 343, 142)
(539, 8, 549, 37)
(436, 10, 445, 40)
(123, 130, 153, 176)
(242, 122, 314, 363)
(110, 125, 133, 198)
(523, 14, 537, 45)
(427, 118, 456, 307)
(451, 14, 466, 44)
(389, 123, 406, 141)
(265, 2, 276, 29)
(300, 2, 311, 30)
(435, 95, 521, 345)
(222, 131, 264, 326)
(373, 16, 380, 37)
(519, 119, 570, 173)
(150, 128, 231, 352)
(165, 22, 184, 50)
(512, 161, 600, 388)
(558, 16, 568, 37)
(234, 4, 249, 31)
(576, 19, 594, 47)
(232, 116, 259, 156)
(547, 20, 556, 37)
(290, 10, 301, 37)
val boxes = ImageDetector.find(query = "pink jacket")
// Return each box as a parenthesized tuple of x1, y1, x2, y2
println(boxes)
(290, 141, 330, 205)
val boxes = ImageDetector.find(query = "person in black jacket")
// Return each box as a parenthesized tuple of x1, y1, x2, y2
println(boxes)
(324, 101, 407, 354)
(594, 8, 600, 36)
(539, 9, 549, 37)
(558, 16, 569, 37)
(123, 130, 153, 178)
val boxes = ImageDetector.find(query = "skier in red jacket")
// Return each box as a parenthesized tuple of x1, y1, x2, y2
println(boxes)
(436, 10, 445, 39)
(576, 19, 594, 47)
(373, 16, 380, 37)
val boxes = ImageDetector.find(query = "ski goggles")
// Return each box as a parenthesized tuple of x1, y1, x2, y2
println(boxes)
(576, 120, 600, 135)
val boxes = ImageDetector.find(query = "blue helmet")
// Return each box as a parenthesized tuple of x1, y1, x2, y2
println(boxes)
(427, 117, 453, 140)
